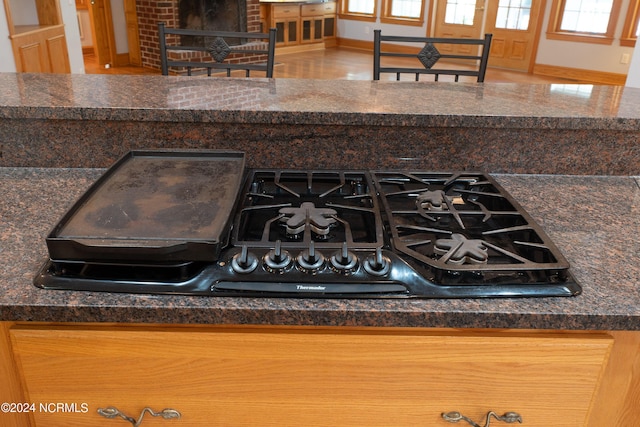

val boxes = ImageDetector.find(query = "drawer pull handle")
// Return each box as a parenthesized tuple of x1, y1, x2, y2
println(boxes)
(442, 411, 522, 427)
(97, 406, 181, 426)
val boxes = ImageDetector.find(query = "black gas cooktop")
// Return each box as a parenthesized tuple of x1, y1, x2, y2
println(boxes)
(34, 150, 581, 298)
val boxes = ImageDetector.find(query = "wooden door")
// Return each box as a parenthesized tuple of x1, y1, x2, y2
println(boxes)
(88, 0, 115, 66)
(124, 0, 141, 66)
(434, 0, 484, 39)
(433, 0, 545, 72)
(484, 0, 545, 72)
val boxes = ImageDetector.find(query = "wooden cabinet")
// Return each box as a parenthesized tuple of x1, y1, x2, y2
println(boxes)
(2, 0, 71, 73)
(3, 324, 624, 426)
(301, 3, 324, 44)
(300, 2, 336, 45)
(262, 1, 336, 52)
(272, 5, 299, 47)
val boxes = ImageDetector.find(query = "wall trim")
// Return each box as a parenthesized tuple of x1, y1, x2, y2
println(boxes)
(532, 64, 627, 85)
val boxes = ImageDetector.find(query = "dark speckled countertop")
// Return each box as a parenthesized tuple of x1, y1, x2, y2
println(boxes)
(2, 73, 640, 175)
(1, 73, 640, 129)
(0, 168, 638, 330)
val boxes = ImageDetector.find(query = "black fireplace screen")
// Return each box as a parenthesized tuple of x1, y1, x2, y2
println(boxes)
(179, 0, 247, 45)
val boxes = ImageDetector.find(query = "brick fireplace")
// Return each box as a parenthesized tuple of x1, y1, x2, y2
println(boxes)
(135, 0, 262, 70)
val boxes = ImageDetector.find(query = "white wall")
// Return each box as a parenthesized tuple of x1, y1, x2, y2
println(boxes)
(78, 9, 94, 47)
(0, 5, 17, 72)
(60, 0, 85, 73)
(535, 0, 634, 74)
(110, 0, 129, 54)
(7, 0, 39, 25)
(625, 40, 640, 87)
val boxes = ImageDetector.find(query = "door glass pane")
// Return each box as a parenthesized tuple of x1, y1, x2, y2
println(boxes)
(560, 0, 613, 34)
(495, 0, 531, 30)
(444, 0, 477, 25)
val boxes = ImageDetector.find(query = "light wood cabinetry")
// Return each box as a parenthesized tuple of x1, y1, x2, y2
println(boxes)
(262, 1, 336, 53)
(2, 323, 629, 426)
(300, 2, 336, 45)
(2, 0, 70, 73)
(272, 5, 300, 47)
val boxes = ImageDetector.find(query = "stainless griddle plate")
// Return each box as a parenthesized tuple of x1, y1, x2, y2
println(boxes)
(45, 150, 245, 262)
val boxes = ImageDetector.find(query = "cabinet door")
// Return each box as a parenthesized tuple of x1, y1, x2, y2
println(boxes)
(10, 325, 612, 427)
(301, 17, 323, 43)
(323, 15, 336, 38)
(11, 25, 70, 73)
(272, 5, 299, 46)
(46, 33, 70, 73)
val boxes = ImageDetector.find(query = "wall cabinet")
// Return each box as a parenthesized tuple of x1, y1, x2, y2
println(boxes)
(2, 0, 70, 73)
(3, 323, 632, 426)
(262, 1, 336, 52)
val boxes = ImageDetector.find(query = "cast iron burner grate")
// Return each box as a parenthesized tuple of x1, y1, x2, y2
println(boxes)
(233, 170, 385, 250)
(372, 171, 574, 288)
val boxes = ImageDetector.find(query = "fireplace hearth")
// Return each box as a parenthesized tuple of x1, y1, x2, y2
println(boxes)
(136, 0, 261, 70)
(179, 0, 247, 34)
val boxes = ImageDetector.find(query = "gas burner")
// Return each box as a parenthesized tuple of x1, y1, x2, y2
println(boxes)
(279, 202, 337, 237)
(234, 170, 383, 249)
(416, 190, 447, 211)
(434, 233, 488, 265)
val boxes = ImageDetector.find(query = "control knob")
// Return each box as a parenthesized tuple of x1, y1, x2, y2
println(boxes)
(264, 240, 292, 273)
(231, 245, 258, 274)
(363, 247, 391, 276)
(297, 241, 325, 274)
(330, 242, 358, 274)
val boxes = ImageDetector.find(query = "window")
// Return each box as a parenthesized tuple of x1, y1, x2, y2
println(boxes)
(444, 0, 477, 25)
(339, 0, 377, 21)
(381, 0, 425, 25)
(547, 0, 623, 44)
(495, 0, 532, 31)
(621, 0, 639, 46)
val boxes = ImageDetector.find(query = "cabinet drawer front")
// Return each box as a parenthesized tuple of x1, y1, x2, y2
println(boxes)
(322, 2, 337, 14)
(10, 326, 612, 427)
(301, 4, 322, 16)
(301, 2, 336, 16)
(272, 5, 300, 18)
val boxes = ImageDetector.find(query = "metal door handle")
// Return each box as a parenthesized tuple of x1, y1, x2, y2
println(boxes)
(442, 411, 522, 427)
(98, 407, 181, 426)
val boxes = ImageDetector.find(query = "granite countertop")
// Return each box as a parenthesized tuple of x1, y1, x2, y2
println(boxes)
(0, 167, 638, 330)
(1, 73, 640, 130)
